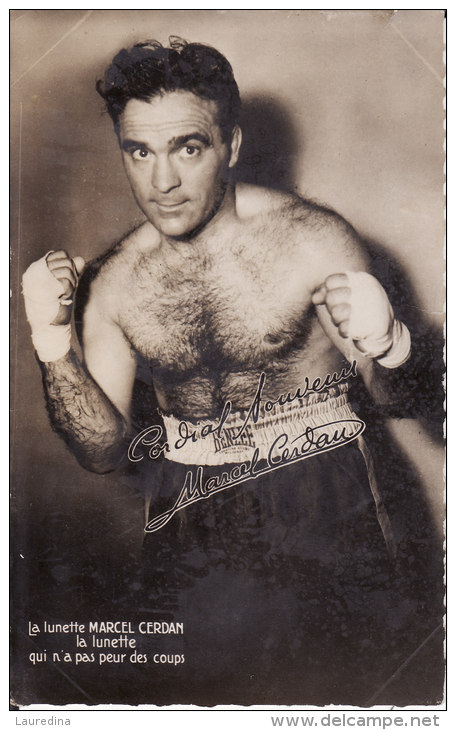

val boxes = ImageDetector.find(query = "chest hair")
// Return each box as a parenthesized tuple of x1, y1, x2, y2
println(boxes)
(117, 212, 315, 378)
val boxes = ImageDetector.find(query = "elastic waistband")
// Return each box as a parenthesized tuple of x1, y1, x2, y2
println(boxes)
(162, 384, 361, 466)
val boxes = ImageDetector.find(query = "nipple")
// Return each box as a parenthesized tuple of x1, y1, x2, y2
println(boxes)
(264, 332, 285, 345)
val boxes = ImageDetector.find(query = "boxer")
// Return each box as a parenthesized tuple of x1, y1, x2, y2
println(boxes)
(22, 39, 420, 702)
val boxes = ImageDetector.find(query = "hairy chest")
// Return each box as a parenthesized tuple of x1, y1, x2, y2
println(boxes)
(117, 234, 314, 376)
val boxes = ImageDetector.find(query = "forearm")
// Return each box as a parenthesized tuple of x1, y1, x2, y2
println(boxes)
(361, 356, 411, 408)
(362, 331, 443, 423)
(39, 348, 129, 473)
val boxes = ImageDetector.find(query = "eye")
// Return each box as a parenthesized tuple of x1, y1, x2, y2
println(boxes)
(131, 147, 149, 160)
(180, 145, 201, 159)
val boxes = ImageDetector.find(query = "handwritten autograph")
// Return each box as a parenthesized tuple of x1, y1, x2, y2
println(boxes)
(126, 361, 364, 533)
(128, 360, 359, 463)
(144, 419, 365, 533)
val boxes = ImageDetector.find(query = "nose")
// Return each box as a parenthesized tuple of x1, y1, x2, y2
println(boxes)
(152, 155, 181, 193)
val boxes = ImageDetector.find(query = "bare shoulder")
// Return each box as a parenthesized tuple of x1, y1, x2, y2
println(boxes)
(74, 221, 158, 327)
(236, 183, 369, 284)
(236, 183, 360, 242)
(235, 182, 295, 218)
(289, 199, 370, 289)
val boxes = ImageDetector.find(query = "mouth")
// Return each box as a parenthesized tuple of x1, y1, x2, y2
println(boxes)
(153, 200, 188, 213)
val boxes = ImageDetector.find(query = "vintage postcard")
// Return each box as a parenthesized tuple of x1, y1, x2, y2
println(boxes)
(10, 9, 446, 710)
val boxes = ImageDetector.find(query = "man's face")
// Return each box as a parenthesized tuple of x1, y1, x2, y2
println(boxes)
(119, 91, 240, 239)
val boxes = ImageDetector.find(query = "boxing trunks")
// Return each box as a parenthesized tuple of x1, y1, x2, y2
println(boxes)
(136, 383, 425, 703)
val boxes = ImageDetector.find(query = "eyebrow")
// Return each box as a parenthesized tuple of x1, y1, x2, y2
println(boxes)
(168, 133, 212, 151)
(121, 139, 146, 152)
(121, 133, 212, 154)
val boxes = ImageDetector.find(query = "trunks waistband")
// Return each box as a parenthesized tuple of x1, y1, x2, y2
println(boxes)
(162, 383, 361, 466)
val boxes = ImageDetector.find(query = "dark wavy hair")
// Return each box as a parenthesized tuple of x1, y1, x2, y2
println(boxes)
(96, 37, 241, 143)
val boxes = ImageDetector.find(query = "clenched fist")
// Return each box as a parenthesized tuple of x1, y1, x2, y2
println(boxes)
(312, 271, 411, 368)
(45, 250, 86, 324)
(22, 250, 85, 362)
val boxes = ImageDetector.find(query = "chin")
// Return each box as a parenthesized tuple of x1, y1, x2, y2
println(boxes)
(145, 213, 188, 238)
(157, 221, 196, 240)
(150, 211, 212, 241)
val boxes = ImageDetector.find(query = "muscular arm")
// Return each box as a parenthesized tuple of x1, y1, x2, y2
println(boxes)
(306, 211, 411, 406)
(24, 250, 137, 473)
(40, 348, 131, 474)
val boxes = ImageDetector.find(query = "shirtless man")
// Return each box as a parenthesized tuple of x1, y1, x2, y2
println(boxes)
(22, 40, 419, 702)
(22, 39, 409, 473)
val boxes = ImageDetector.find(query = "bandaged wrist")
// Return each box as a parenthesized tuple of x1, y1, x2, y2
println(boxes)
(375, 319, 411, 369)
(30, 325, 72, 363)
(344, 271, 411, 368)
(22, 253, 72, 362)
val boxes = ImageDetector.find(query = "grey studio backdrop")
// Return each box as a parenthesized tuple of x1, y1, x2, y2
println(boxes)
(10, 9, 445, 706)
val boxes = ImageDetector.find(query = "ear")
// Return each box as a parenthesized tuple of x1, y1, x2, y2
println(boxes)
(228, 125, 242, 168)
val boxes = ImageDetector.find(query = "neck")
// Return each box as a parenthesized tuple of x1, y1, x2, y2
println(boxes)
(162, 183, 238, 250)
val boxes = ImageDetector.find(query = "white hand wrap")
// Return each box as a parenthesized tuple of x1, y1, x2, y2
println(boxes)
(345, 271, 411, 369)
(22, 253, 72, 362)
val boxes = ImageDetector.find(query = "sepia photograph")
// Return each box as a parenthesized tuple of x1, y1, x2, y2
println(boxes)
(10, 9, 445, 709)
